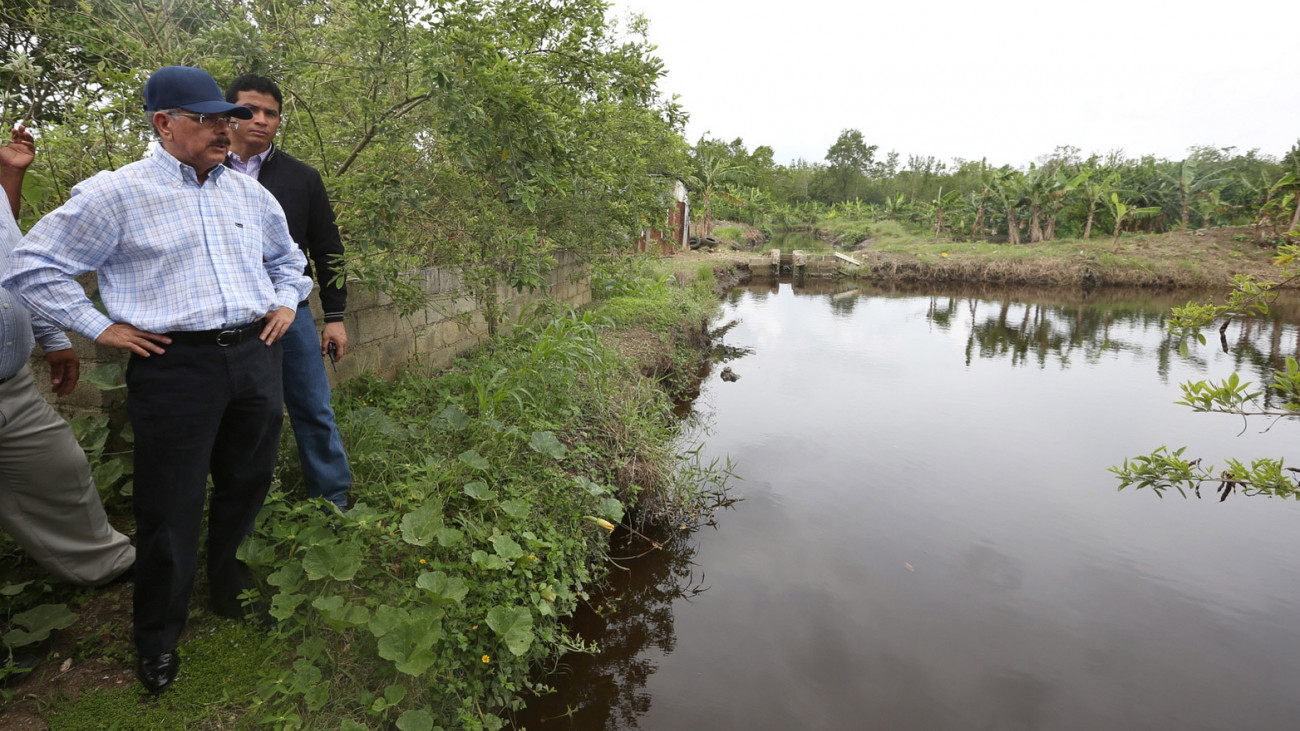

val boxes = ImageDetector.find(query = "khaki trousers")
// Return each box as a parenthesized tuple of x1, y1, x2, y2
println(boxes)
(0, 365, 134, 585)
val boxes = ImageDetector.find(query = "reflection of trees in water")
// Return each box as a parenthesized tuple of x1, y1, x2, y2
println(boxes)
(911, 293, 1300, 394)
(956, 298, 1172, 372)
(513, 527, 707, 730)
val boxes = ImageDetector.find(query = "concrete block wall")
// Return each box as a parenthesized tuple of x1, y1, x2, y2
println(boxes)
(31, 251, 591, 418)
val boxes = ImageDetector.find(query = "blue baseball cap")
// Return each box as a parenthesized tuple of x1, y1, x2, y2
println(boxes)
(144, 66, 253, 119)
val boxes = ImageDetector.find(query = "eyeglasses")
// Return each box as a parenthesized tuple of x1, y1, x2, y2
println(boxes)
(167, 112, 241, 129)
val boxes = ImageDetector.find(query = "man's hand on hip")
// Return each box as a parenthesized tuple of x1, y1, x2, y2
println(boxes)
(44, 348, 79, 396)
(320, 321, 348, 360)
(260, 306, 296, 345)
(96, 323, 170, 357)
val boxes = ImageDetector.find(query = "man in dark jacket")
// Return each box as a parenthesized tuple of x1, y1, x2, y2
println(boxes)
(225, 74, 352, 510)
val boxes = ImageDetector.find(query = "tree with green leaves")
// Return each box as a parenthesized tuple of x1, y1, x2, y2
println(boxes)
(1106, 191, 1162, 252)
(4, 0, 689, 335)
(825, 128, 876, 202)
(687, 141, 749, 237)
(992, 168, 1024, 245)
(1164, 154, 1227, 230)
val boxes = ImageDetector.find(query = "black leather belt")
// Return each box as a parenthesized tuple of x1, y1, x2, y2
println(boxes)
(165, 319, 265, 347)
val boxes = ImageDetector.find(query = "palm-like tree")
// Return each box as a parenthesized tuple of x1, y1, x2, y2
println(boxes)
(687, 151, 749, 238)
(992, 169, 1024, 245)
(1164, 157, 1227, 230)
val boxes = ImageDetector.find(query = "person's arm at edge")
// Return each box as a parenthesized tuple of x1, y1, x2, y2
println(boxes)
(0, 125, 35, 221)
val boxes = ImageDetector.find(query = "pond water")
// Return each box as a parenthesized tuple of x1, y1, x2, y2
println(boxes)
(518, 281, 1300, 730)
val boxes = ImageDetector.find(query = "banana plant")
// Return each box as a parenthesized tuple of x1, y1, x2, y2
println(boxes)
(1107, 192, 1162, 252)
(930, 187, 963, 236)
(1164, 157, 1228, 230)
(1080, 170, 1119, 239)
(1042, 168, 1091, 241)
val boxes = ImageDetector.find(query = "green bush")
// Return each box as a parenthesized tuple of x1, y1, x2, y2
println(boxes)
(712, 226, 745, 244)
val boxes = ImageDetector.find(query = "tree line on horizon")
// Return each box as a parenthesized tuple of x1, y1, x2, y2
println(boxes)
(688, 128, 1300, 247)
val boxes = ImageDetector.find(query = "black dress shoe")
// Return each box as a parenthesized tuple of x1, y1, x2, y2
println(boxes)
(137, 651, 180, 694)
(1, 652, 42, 688)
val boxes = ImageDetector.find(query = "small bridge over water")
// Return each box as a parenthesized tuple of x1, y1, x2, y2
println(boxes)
(747, 249, 861, 278)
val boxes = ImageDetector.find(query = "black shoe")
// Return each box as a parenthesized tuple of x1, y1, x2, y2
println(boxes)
(0, 652, 42, 689)
(137, 651, 180, 694)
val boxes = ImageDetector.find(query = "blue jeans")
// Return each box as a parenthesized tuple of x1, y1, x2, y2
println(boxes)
(282, 305, 352, 509)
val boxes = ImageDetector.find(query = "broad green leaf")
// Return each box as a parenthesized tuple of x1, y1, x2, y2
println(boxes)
(304, 682, 329, 712)
(463, 481, 495, 501)
(400, 499, 446, 546)
(297, 636, 326, 661)
(1, 581, 33, 597)
(485, 605, 534, 657)
(91, 458, 125, 490)
(499, 499, 530, 519)
(574, 476, 608, 496)
(436, 527, 464, 547)
(292, 660, 322, 691)
(416, 571, 469, 603)
(340, 722, 367, 731)
(237, 537, 277, 567)
(597, 497, 625, 523)
(267, 564, 305, 592)
(491, 535, 524, 560)
(471, 550, 507, 570)
(528, 431, 567, 459)
(376, 608, 443, 675)
(384, 684, 408, 706)
(270, 592, 306, 620)
(458, 449, 490, 471)
(368, 604, 407, 638)
(303, 543, 363, 581)
(82, 364, 126, 391)
(435, 404, 470, 432)
(4, 604, 77, 647)
(396, 708, 435, 731)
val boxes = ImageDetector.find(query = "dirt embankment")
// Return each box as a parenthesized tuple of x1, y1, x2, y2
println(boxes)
(669, 227, 1297, 291)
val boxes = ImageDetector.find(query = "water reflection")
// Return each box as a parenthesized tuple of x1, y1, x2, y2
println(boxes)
(514, 528, 706, 729)
(522, 281, 1300, 730)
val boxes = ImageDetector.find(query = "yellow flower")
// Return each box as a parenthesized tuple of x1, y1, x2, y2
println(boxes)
(481, 655, 490, 663)
(941, 252, 948, 258)
(595, 518, 615, 533)
(529, 554, 538, 561)
(472, 625, 478, 629)
(419, 558, 427, 564)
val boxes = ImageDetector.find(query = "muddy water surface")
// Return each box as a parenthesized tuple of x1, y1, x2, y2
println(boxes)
(519, 282, 1300, 730)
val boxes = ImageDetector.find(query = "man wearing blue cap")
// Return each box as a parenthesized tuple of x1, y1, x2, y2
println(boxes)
(2, 65, 312, 694)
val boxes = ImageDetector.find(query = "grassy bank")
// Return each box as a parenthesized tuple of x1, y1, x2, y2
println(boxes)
(844, 226, 1290, 289)
(1, 260, 730, 729)
(672, 218, 1293, 291)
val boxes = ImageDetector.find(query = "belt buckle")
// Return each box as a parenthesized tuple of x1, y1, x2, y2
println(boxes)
(215, 328, 240, 347)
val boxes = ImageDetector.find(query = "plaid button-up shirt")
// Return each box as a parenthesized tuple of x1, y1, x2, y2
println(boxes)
(2, 145, 311, 341)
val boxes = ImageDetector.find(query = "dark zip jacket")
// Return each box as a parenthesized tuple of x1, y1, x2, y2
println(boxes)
(225, 144, 346, 322)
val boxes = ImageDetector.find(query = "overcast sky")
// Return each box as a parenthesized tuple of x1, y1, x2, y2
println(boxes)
(612, 0, 1298, 169)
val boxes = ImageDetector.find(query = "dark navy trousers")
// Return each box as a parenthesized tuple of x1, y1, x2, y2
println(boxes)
(126, 336, 282, 656)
